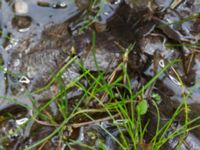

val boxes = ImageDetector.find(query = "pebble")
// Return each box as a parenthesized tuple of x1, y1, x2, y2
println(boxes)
(14, 0, 29, 15)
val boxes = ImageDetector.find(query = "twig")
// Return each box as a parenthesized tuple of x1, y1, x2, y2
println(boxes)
(187, 50, 194, 74)
(30, 110, 59, 127)
(29, 108, 116, 127)
(100, 42, 133, 103)
(100, 64, 121, 103)
(69, 113, 120, 128)
(37, 141, 49, 150)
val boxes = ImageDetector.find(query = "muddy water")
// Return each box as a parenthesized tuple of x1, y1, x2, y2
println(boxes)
(0, 0, 81, 108)
(0, 0, 123, 108)
(0, 0, 200, 149)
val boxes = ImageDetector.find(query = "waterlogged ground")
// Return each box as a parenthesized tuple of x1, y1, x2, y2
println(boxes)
(0, 0, 200, 149)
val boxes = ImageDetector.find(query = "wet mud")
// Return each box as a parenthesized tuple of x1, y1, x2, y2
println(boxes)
(0, 0, 200, 149)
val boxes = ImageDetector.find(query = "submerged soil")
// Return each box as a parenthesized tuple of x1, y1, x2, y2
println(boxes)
(0, 0, 200, 149)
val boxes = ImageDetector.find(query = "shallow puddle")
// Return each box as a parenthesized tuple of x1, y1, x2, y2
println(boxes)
(0, 0, 200, 149)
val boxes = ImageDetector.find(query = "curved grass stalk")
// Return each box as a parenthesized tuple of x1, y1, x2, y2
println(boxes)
(155, 116, 200, 149)
(170, 66, 189, 149)
(21, 56, 181, 149)
(151, 100, 161, 148)
(34, 56, 78, 94)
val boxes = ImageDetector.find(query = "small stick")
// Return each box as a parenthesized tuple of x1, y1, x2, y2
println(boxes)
(37, 141, 49, 150)
(187, 51, 194, 74)
(30, 110, 59, 127)
(69, 114, 120, 128)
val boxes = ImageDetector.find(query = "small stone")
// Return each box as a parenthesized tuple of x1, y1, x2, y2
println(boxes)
(14, 0, 29, 15)
(12, 16, 32, 30)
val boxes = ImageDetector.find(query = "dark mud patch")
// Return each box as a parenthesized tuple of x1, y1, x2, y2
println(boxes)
(0, 0, 200, 149)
